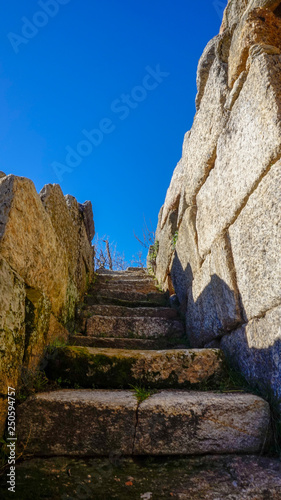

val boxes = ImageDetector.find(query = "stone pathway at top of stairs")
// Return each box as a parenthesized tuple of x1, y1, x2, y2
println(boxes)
(17, 267, 273, 467)
(86, 268, 170, 307)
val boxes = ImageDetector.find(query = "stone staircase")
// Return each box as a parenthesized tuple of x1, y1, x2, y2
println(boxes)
(17, 267, 272, 460)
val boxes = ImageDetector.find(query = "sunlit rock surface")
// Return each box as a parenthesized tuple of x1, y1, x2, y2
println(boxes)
(154, 0, 281, 412)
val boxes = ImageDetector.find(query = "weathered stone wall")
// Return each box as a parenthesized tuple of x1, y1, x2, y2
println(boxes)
(0, 174, 94, 435)
(154, 0, 281, 411)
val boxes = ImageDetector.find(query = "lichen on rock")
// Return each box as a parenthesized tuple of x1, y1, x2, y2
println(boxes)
(0, 175, 94, 435)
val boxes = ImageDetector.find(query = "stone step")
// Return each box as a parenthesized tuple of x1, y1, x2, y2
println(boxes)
(86, 289, 169, 307)
(69, 335, 188, 350)
(97, 275, 155, 285)
(134, 391, 271, 456)
(81, 304, 179, 319)
(11, 455, 281, 499)
(17, 390, 270, 457)
(126, 267, 146, 272)
(96, 268, 146, 277)
(45, 346, 224, 389)
(95, 282, 159, 294)
(85, 315, 184, 338)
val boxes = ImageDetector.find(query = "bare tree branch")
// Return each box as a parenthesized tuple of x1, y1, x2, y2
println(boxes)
(133, 216, 155, 249)
(94, 234, 129, 271)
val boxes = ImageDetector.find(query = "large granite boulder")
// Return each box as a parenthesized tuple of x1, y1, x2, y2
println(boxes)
(0, 175, 94, 435)
(0, 176, 68, 317)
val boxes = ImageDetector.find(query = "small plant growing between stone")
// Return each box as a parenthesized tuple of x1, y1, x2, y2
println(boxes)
(16, 337, 71, 403)
(130, 384, 157, 403)
(172, 230, 179, 249)
(147, 240, 159, 275)
(17, 368, 49, 403)
(45, 337, 68, 353)
(216, 367, 250, 393)
(154, 278, 163, 292)
(55, 376, 72, 388)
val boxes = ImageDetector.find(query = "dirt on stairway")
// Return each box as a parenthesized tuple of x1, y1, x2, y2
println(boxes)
(2, 268, 281, 499)
(2, 455, 281, 500)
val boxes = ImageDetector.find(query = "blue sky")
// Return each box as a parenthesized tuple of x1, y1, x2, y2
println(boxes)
(0, 0, 227, 264)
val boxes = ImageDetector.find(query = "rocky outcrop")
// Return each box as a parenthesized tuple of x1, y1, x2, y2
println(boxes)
(154, 0, 281, 412)
(0, 174, 94, 435)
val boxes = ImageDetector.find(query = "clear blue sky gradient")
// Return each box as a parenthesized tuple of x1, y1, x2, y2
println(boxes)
(1, 0, 227, 263)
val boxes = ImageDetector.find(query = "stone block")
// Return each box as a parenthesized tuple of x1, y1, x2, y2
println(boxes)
(17, 390, 137, 456)
(169, 207, 201, 305)
(86, 315, 184, 339)
(0, 175, 68, 317)
(45, 346, 224, 389)
(155, 209, 178, 287)
(134, 391, 270, 455)
(228, 8, 281, 87)
(186, 235, 242, 347)
(221, 304, 281, 412)
(0, 256, 25, 394)
(196, 53, 281, 257)
(229, 159, 281, 320)
(184, 57, 228, 207)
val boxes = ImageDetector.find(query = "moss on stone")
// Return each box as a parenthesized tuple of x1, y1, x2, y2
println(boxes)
(44, 347, 227, 390)
(45, 346, 136, 389)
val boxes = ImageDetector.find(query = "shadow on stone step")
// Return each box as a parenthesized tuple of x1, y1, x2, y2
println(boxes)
(170, 253, 281, 418)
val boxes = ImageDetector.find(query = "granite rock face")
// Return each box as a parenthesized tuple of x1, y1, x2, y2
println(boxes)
(186, 235, 242, 346)
(155, 209, 178, 289)
(0, 175, 94, 434)
(221, 304, 281, 412)
(154, 0, 281, 412)
(40, 183, 93, 312)
(0, 257, 25, 436)
(0, 176, 68, 316)
(229, 159, 281, 320)
(196, 51, 281, 257)
(79, 200, 95, 242)
(169, 207, 201, 307)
